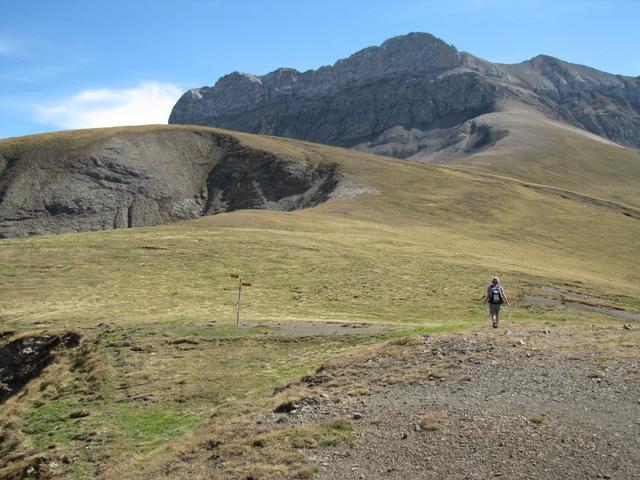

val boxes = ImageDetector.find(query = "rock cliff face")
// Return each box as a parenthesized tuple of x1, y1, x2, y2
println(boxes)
(0, 127, 338, 238)
(169, 32, 640, 157)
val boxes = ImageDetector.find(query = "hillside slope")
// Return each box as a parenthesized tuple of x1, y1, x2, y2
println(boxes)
(1, 125, 639, 479)
(0, 126, 339, 238)
(1, 125, 639, 323)
(446, 104, 640, 210)
(2, 118, 638, 239)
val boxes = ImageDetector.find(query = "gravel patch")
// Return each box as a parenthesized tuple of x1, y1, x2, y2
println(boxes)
(264, 328, 640, 479)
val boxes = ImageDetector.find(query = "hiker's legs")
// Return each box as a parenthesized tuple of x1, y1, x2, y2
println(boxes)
(489, 304, 500, 328)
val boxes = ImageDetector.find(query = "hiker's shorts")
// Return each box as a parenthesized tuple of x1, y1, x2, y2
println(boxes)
(489, 303, 501, 315)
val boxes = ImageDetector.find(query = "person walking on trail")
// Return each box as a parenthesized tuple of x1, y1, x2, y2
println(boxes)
(484, 277, 510, 328)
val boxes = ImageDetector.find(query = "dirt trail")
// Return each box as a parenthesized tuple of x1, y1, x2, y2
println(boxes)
(255, 320, 389, 336)
(267, 326, 640, 479)
(523, 295, 640, 322)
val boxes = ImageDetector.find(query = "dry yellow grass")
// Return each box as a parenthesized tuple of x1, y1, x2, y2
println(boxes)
(0, 122, 638, 478)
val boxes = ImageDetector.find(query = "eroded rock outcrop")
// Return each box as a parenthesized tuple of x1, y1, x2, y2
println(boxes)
(0, 332, 80, 403)
(169, 32, 640, 156)
(0, 128, 339, 238)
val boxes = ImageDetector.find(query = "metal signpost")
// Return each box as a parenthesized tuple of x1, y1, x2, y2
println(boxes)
(230, 273, 251, 326)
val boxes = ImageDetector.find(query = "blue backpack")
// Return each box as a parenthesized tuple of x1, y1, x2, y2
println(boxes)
(490, 285, 503, 304)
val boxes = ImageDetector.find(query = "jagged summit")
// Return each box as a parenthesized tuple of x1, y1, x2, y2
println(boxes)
(169, 32, 640, 158)
(172, 32, 463, 124)
(238, 32, 460, 84)
(329, 32, 462, 76)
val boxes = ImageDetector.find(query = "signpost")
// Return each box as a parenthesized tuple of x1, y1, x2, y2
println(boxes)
(230, 273, 251, 326)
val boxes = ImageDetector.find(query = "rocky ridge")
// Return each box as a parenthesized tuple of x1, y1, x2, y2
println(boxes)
(0, 127, 339, 238)
(169, 32, 640, 159)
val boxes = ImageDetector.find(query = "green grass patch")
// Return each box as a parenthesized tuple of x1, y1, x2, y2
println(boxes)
(113, 409, 200, 452)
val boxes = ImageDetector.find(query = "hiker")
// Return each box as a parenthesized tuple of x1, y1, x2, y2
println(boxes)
(483, 277, 510, 328)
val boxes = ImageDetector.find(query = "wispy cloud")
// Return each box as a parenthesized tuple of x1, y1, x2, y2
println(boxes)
(34, 81, 184, 129)
(0, 38, 14, 55)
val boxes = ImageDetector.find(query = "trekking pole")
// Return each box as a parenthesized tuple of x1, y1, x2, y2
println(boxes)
(504, 304, 512, 335)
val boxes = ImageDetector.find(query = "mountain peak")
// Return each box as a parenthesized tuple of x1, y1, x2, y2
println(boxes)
(334, 32, 461, 76)
(380, 31, 450, 49)
(170, 32, 640, 153)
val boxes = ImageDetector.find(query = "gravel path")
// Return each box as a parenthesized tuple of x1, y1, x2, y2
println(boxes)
(267, 326, 640, 479)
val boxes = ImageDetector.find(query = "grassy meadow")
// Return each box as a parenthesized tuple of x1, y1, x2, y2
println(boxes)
(0, 124, 638, 478)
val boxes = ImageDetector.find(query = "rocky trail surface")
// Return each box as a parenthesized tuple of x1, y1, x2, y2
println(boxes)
(266, 325, 640, 479)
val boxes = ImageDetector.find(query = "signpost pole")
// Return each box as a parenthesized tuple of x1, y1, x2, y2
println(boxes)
(236, 273, 242, 326)
(230, 273, 251, 327)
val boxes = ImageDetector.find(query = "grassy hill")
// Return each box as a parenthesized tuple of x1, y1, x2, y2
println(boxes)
(450, 106, 640, 210)
(0, 124, 638, 479)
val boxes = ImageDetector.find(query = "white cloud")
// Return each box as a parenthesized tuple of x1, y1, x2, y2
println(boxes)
(35, 81, 184, 129)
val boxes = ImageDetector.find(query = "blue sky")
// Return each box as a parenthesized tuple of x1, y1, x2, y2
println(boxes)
(1, 0, 639, 139)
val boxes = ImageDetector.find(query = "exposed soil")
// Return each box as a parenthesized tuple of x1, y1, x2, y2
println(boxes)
(265, 326, 640, 479)
(0, 331, 80, 403)
(521, 284, 640, 322)
(524, 295, 640, 322)
(254, 321, 389, 336)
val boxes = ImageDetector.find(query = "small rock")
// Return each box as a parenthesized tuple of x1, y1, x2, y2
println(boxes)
(69, 411, 90, 419)
(543, 328, 551, 335)
(273, 400, 298, 414)
(400, 432, 408, 439)
(204, 439, 222, 450)
(623, 324, 632, 330)
(352, 412, 363, 420)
